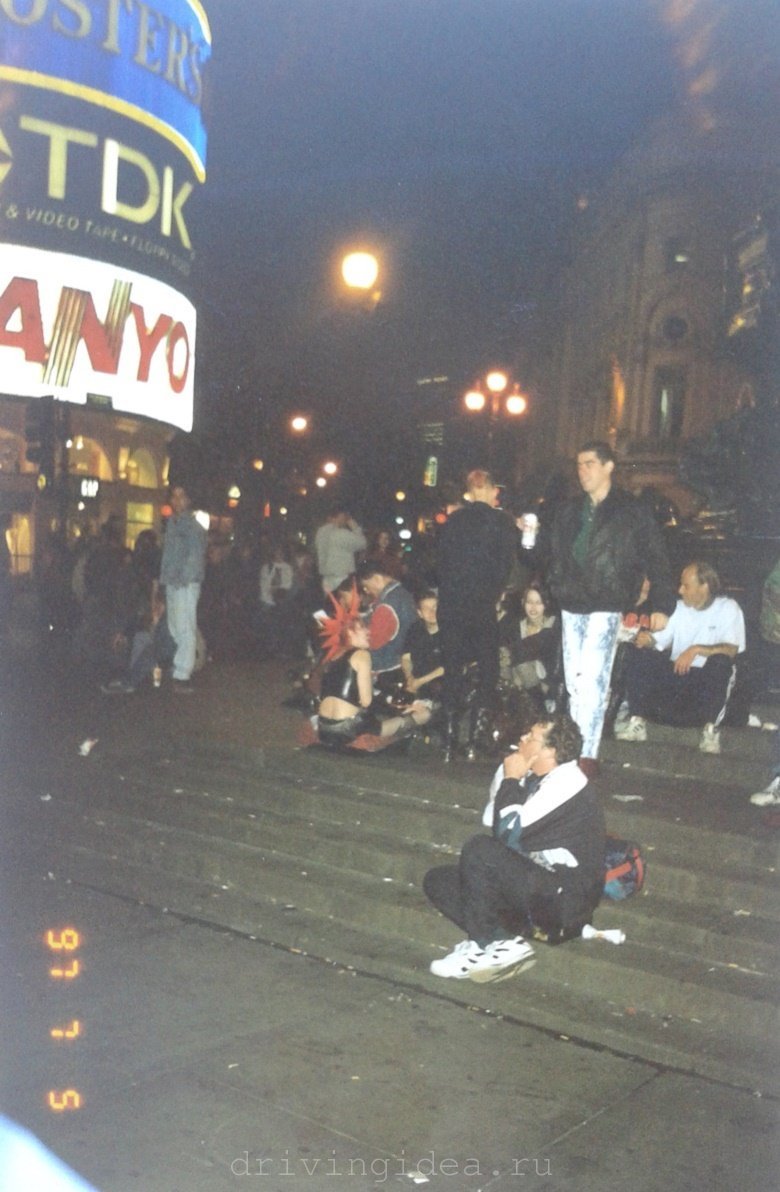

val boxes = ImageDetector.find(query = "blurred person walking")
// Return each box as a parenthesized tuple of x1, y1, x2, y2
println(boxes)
(160, 484, 207, 693)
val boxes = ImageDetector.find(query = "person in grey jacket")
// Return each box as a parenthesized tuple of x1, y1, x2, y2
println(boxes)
(159, 484, 207, 691)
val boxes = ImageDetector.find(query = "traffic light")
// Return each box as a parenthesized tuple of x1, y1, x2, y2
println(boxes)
(25, 396, 57, 490)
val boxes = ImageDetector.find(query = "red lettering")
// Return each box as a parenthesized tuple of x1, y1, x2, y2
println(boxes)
(166, 321, 189, 393)
(73, 292, 121, 373)
(0, 276, 46, 362)
(131, 304, 172, 380)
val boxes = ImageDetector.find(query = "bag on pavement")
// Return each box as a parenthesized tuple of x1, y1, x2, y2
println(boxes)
(603, 837, 646, 900)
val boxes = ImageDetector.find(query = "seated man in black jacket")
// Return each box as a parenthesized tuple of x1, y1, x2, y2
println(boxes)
(423, 713, 605, 983)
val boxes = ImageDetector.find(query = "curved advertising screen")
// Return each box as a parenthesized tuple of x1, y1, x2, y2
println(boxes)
(0, 0, 211, 431)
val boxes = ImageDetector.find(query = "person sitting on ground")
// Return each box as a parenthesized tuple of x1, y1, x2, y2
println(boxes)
(499, 583, 559, 712)
(401, 590, 444, 702)
(615, 560, 745, 755)
(316, 586, 432, 750)
(101, 589, 176, 694)
(356, 559, 418, 703)
(423, 712, 606, 982)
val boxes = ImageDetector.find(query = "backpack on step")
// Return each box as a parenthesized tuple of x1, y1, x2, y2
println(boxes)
(603, 837, 645, 900)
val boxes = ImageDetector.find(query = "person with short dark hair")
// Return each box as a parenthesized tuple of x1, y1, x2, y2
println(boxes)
(159, 484, 207, 692)
(423, 712, 605, 982)
(401, 590, 444, 701)
(356, 559, 417, 696)
(616, 561, 745, 753)
(546, 440, 675, 775)
(436, 468, 518, 760)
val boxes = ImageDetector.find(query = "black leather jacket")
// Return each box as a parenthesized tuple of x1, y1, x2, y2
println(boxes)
(547, 487, 676, 616)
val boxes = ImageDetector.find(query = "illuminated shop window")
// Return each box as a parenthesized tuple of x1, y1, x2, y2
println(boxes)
(126, 448, 158, 488)
(67, 437, 113, 481)
(126, 502, 155, 549)
(6, 513, 32, 576)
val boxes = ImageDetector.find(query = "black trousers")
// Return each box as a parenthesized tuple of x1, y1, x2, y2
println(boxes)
(423, 834, 567, 947)
(438, 610, 500, 714)
(625, 650, 735, 727)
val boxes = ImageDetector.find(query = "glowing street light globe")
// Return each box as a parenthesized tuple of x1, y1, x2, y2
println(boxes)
(290, 415, 309, 433)
(485, 370, 508, 393)
(341, 251, 379, 290)
(505, 393, 528, 416)
(464, 388, 486, 412)
(322, 460, 338, 476)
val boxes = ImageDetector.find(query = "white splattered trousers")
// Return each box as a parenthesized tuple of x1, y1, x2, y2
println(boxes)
(561, 610, 622, 759)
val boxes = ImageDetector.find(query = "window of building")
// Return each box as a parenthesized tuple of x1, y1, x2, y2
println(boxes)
(6, 512, 32, 575)
(662, 315, 689, 343)
(126, 501, 155, 549)
(126, 448, 158, 488)
(652, 367, 686, 441)
(665, 238, 691, 272)
(67, 437, 113, 480)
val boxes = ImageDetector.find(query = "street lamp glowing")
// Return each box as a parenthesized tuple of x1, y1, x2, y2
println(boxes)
(322, 460, 338, 476)
(485, 370, 508, 393)
(290, 415, 309, 433)
(395, 490, 406, 502)
(464, 388, 486, 412)
(341, 251, 379, 290)
(251, 458, 264, 471)
(505, 392, 528, 416)
(316, 476, 327, 488)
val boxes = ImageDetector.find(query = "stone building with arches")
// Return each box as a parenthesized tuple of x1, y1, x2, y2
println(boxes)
(0, 397, 170, 574)
(547, 111, 779, 514)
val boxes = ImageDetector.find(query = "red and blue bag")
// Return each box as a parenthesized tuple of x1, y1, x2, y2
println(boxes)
(603, 838, 646, 900)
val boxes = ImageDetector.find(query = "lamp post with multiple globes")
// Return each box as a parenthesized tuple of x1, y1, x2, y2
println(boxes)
(462, 369, 528, 476)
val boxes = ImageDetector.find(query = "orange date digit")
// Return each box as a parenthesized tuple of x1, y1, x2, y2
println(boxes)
(47, 1089, 82, 1111)
(45, 929, 80, 951)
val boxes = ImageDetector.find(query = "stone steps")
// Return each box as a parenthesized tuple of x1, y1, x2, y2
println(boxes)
(10, 724, 780, 1095)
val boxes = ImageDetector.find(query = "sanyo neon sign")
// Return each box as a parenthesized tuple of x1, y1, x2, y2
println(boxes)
(0, 243, 195, 430)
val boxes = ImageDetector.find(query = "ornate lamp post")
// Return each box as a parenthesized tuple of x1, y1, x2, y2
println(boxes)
(463, 370, 528, 472)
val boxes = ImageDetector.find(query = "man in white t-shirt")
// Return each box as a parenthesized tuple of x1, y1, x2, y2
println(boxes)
(615, 561, 745, 754)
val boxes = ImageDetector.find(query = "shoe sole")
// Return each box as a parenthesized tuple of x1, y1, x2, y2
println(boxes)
(468, 955, 536, 983)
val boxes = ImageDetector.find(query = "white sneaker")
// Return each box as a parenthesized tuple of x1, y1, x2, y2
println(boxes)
(614, 716, 647, 742)
(750, 776, 780, 807)
(466, 937, 536, 984)
(430, 939, 486, 979)
(699, 723, 721, 754)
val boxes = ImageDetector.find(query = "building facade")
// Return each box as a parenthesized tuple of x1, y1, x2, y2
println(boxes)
(550, 113, 779, 513)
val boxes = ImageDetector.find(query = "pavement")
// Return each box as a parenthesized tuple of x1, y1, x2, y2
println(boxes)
(1, 648, 779, 1192)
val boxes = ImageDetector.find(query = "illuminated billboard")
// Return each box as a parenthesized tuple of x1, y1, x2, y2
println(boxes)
(0, 242, 195, 430)
(0, 0, 209, 427)
(0, 0, 210, 179)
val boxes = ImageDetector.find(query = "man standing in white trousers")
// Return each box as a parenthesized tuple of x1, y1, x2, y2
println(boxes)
(160, 484, 207, 693)
(546, 441, 675, 777)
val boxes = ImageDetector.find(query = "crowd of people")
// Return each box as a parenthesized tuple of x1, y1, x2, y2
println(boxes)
(8, 443, 778, 985)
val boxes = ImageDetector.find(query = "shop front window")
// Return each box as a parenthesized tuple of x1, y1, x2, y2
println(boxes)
(126, 502, 155, 549)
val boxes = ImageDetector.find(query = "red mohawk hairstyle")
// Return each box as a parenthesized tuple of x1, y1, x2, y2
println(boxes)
(318, 583, 363, 664)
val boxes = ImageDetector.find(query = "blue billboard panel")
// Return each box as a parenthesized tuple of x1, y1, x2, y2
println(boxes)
(0, 0, 211, 180)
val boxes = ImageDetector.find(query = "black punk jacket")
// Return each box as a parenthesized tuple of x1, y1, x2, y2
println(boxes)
(547, 486, 676, 616)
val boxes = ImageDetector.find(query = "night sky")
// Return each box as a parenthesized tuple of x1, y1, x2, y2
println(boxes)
(192, 0, 778, 511)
